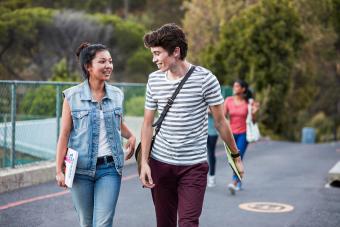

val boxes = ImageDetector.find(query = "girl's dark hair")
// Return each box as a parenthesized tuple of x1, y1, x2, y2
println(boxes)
(143, 23, 188, 60)
(235, 79, 253, 101)
(76, 42, 108, 79)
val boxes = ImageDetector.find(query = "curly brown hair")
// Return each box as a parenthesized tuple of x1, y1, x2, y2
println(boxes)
(143, 23, 188, 60)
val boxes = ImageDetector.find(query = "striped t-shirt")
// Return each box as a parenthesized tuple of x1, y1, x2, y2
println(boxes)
(145, 65, 224, 165)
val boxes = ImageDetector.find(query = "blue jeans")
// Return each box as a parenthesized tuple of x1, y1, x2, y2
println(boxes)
(232, 133, 248, 183)
(71, 162, 121, 227)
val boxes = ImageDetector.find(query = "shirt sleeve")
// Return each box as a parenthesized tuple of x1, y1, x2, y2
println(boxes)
(202, 72, 224, 106)
(144, 79, 157, 110)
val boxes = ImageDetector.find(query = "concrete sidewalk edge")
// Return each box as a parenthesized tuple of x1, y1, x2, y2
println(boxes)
(0, 157, 137, 194)
(328, 161, 340, 182)
(0, 161, 56, 194)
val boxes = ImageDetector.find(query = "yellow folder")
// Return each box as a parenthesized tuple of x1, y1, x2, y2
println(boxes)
(224, 143, 242, 182)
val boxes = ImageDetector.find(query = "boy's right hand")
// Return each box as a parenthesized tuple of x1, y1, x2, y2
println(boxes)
(139, 163, 155, 188)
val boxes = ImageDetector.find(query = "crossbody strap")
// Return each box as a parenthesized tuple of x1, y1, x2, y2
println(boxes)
(152, 65, 196, 136)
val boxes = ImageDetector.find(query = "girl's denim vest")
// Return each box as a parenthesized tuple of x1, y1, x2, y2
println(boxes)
(63, 80, 124, 177)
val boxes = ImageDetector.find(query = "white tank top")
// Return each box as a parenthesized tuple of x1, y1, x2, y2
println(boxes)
(98, 110, 112, 157)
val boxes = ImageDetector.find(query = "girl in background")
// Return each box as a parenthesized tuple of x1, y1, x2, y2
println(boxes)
(224, 79, 259, 195)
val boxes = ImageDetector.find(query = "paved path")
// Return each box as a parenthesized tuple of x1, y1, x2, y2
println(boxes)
(0, 140, 340, 227)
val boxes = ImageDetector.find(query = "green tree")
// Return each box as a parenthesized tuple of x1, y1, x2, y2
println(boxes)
(332, 0, 340, 49)
(145, 0, 184, 29)
(205, 0, 304, 136)
(0, 7, 53, 80)
(0, 7, 151, 82)
(93, 13, 150, 81)
(126, 48, 155, 82)
(0, 0, 33, 11)
(29, 0, 146, 16)
(182, 0, 249, 64)
(289, 0, 340, 140)
(18, 85, 56, 119)
(17, 58, 79, 119)
(51, 58, 80, 82)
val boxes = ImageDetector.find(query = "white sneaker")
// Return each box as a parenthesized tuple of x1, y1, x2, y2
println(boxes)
(228, 183, 239, 195)
(207, 175, 216, 187)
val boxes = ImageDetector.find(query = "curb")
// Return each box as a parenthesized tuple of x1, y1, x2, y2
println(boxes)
(328, 161, 340, 183)
(0, 161, 56, 194)
(0, 157, 137, 194)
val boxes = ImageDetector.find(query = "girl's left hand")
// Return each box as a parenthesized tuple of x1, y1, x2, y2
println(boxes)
(125, 135, 136, 160)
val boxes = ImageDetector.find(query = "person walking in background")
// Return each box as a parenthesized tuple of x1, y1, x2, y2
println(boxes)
(224, 79, 259, 195)
(55, 43, 136, 227)
(139, 23, 244, 227)
(207, 109, 219, 188)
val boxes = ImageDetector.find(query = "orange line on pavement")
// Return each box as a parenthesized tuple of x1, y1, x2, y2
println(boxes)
(0, 190, 69, 210)
(0, 173, 139, 211)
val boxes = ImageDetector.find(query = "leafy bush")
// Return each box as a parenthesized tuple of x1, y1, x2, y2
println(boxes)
(125, 96, 145, 116)
(18, 85, 55, 119)
(126, 48, 155, 82)
(308, 112, 335, 142)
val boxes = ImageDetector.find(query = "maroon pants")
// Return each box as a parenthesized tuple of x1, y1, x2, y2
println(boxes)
(150, 158, 209, 227)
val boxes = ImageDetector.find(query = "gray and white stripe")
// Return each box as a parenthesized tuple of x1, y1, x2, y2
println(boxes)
(145, 66, 224, 165)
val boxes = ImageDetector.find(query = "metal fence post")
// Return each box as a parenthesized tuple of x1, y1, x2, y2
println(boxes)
(56, 85, 61, 142)
(3, 114, 7, 167)
(10, 83, 16, 168)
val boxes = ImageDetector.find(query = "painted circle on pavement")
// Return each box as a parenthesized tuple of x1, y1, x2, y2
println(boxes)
(239, 202, 294, 213)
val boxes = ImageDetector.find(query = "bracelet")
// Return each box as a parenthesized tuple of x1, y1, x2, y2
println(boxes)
(231, 152, 240, 158)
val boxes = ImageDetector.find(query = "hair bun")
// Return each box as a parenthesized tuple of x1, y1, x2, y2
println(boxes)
(76, 42, 91, 58)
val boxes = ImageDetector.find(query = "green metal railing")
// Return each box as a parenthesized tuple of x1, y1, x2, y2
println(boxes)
(0, 80, 231, 169)
(0, 80, 146, 168)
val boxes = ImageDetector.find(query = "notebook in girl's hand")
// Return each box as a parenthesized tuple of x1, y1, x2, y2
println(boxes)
(64, 148, 78, 188)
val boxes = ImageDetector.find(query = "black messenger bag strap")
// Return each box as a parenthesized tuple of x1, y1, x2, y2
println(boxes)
(134, 65, 195, 166)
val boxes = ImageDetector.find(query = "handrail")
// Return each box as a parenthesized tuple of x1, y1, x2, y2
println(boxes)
(0, 80, 146, 87)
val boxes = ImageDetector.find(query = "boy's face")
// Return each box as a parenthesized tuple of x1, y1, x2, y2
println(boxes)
(150, 46, 176, 72)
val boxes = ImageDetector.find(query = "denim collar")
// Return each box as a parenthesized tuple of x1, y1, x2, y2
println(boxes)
(80, 79, 115, 101)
